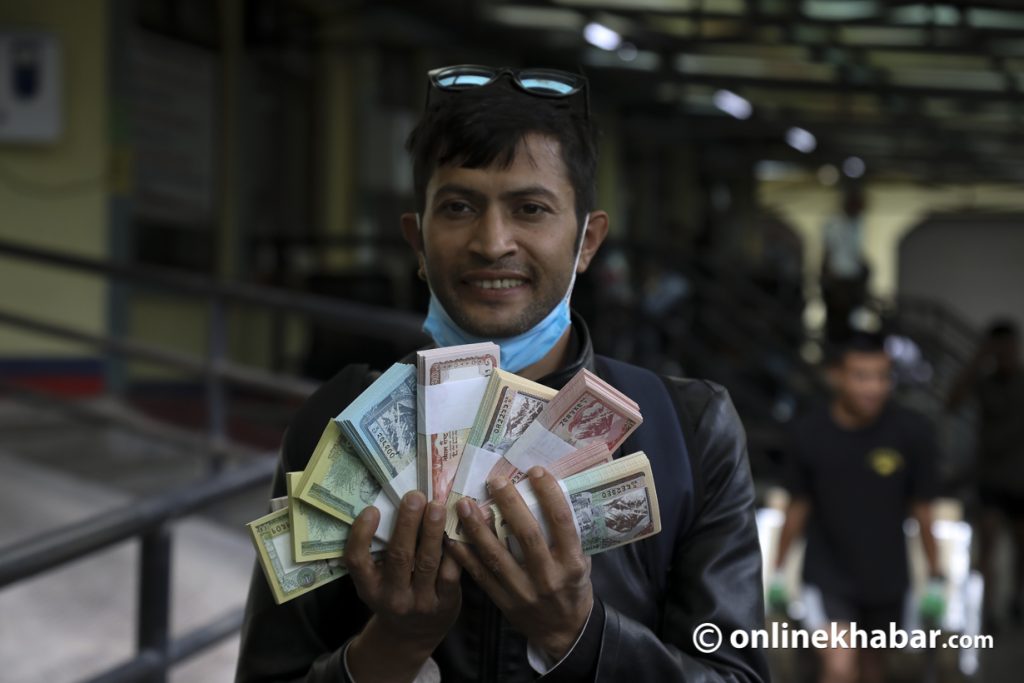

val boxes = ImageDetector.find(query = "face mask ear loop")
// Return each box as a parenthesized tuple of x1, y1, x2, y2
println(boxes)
(565, 212, 590, 302)
(415, 212, 430, 282)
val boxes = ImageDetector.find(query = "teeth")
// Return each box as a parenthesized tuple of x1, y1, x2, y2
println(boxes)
(473, 279, 525, 290)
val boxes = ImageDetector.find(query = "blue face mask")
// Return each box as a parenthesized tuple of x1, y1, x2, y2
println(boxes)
(418, 213, 589, 373)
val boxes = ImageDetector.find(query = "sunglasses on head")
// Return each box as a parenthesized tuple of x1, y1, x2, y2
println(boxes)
(425, 64, 589, 117)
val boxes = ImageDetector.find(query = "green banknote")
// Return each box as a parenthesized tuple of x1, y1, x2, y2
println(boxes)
(247, 507, 347, 605)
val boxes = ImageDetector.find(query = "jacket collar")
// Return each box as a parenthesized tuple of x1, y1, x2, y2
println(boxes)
(401, 309, 596, 390)
(535, 309, 595, 390)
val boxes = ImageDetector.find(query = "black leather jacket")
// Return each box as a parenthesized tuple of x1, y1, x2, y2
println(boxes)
(236, 314, 770, 682)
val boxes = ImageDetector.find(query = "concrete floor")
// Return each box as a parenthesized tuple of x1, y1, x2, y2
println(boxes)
(0, 398, 271, 683)
(0, 395, 1020, 682)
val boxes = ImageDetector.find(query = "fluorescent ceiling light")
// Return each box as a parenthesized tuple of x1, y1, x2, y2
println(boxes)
(785, 127, 817, 153)
(712, 89, 752, 119)
(488, 6, 584, 30)
(584, 22, 622, 50)
(582, 46, 661, 71)
(843, 156, 866, 177)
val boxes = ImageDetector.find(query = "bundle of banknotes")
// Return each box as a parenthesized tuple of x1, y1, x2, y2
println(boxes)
(247, 342, 661, 604)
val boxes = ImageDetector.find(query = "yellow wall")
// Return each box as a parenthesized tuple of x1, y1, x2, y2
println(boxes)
(0, 0, 109, 357)
(759, 178, 1024, 328)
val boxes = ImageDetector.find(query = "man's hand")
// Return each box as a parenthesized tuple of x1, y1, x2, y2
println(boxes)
(766, 571, 789, 615)
(344, 492, 462, 683)
(446, 467, 593, 662)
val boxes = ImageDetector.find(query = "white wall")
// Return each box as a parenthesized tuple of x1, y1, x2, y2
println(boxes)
(0, 0, 109, 357)
(899, 216, 1024, 331)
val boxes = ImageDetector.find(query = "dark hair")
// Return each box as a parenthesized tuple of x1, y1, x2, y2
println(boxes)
(826, 331, 887, 366)
(987, 318, 1018, 340)
(405, 81, 600, 235)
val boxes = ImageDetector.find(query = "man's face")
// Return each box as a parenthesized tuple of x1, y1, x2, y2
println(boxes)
(833, 351, 892, 421)
(415, 132, 582, 338)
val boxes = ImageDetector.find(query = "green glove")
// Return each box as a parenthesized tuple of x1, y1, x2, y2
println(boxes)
(919, 577, 946, 624)
(767, 572, 789, 614)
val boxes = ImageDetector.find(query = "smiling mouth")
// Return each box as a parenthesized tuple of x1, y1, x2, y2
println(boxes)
(468, 278, 528, 290)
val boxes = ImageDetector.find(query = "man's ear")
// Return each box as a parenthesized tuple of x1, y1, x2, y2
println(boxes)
(576, 210, 610, 274)
(400, 212, 423, 251)
(400, 212, 427, 277)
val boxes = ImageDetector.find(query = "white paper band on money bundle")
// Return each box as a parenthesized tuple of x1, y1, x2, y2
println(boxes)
(505, 479, 579, 562)
(417, 377, 490, 434)
(452, 444, 503, 501)
(502, 420, 577, 473)
(392, 461, 419, 500)
(373, 490, 398, 543)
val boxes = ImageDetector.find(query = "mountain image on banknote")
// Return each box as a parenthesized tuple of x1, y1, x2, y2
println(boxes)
(417, 343, 499, 502)
(490, 451, 661, 557)
(247, 507, 347, 605)
(338, 363, 418, 505)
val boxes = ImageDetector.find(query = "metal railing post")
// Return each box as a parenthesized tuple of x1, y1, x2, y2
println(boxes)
(137, 524, 172, 683)
(207, 296, 229, 473)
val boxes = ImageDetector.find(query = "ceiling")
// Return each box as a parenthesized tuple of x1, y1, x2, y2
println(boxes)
(319, 0, 1024, 183)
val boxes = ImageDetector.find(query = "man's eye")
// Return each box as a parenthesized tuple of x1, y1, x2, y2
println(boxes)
(443, 201, 473, 214)
(519, 203, 548, 216)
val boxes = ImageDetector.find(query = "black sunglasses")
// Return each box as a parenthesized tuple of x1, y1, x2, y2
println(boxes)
(425, 65, 589, 117)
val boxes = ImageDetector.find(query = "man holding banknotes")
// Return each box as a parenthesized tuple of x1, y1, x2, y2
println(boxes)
(236, 65, 769, 683)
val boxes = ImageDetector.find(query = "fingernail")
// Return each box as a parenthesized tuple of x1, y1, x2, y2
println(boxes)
(529, 466, 545, 480)
(428, 502, 444, 521)
(489, 477, 508, 491)
(457, 499, 473, 518)
(404, 491, 424, 511)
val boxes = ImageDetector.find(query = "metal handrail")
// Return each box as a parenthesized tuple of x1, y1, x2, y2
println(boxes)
(0, 309, 318, 398)
(0, 238, 377, 682)
(0, 457, 276, 586)
(0, 457, 277, 683)
(0, 237, 427, 343)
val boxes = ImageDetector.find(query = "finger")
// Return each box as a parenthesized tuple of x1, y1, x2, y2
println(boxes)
(412, 501, 446, 597)
(382, 491, 426, 588)
(487, 476, 557, 578)
(454, 497, 531, 597)
(444, 533, 510, 608)
(345, 505, 382, 594)
(436, 544, 463, 603)
(526, 467, 582, 558)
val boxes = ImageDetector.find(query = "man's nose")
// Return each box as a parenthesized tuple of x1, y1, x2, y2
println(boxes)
(468, 207, 517, 262)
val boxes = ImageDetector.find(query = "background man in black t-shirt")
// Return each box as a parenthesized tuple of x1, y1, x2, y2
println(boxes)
(773, 332, 942, 683)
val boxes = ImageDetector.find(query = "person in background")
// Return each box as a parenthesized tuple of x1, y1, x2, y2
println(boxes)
(772, 332, 943, 683)
(947, 319, 1024, 628)
(821, 188, 870, 345)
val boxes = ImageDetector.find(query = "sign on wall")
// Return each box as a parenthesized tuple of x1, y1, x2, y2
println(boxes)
(0, 30, 62, 143)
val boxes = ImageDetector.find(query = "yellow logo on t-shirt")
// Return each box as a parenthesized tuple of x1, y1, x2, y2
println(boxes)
(868, 448, 904, 477)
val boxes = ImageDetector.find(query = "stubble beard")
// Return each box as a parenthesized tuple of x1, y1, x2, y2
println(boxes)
(431, 270, 572, 339)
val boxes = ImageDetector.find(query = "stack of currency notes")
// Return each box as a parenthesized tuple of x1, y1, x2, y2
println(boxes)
(489, 451, 661, 558)
(247, 344, 661, 605)
(500, 368, 642, 476)
(416, 343, 499, 503)
(444, 369, 557, 523)
(337, 363, 419, 505)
